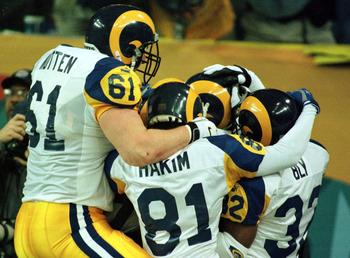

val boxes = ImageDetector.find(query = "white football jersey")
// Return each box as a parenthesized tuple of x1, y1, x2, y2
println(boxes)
(23, 44, 142, 211)
(105, 134, 270, 258)
(221, 141, 329, 258)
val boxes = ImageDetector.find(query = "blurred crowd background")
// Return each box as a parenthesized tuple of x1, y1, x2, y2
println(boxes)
(0, 0, 349, 43)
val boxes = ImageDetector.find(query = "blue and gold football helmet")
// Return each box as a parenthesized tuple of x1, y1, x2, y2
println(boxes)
(238, 88, 301, 145)
(85, 4, 161, 84)
(186, 72, 232, 129)
(142, 79, 204, 129)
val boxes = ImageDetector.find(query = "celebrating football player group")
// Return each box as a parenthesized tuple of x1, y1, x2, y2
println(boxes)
(14, 4, 329, 258)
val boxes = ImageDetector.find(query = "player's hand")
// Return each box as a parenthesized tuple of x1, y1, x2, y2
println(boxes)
(288, 88, 320, 114)
(0, 114, 26, 143)
(203, 64, 265, 90)
(186, 117, 226, 143)
(203, 64, 265, 108)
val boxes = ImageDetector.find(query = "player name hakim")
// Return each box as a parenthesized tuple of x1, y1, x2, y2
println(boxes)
(139, 151, 190, 177)
(39, 50, 78, 74)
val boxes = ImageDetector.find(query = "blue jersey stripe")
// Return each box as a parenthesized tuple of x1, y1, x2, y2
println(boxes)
(104, 150, 120, 192)
(83, 206, 123, 258)
(207, 135, 264, 172)
(239, 177, 266, 225)
(69, 204, 99, 257)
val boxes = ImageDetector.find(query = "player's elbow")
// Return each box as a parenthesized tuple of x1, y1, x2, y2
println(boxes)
(289, 155, 301, 167)
(120, 145, 162, 167)
(287, 145, 305, 166)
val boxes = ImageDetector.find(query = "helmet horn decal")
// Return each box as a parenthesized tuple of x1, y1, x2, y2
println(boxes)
(109, 10, 155, 63)
(186, 86, 200, 122)
(240, 96, 272, 145)
(190, 80, 231, 128)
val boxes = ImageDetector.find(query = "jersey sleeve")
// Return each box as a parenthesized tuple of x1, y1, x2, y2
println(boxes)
(258, 105, 317, 176)
(104, 150, 126, 194)
(221, 177, 270, 225)
(84, 57, 142, 121)
(207, 134, 266, 189)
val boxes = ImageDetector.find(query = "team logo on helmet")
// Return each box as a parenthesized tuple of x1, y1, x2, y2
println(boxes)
(239, 89, 301, 145)
(187, 72, 231, 129)
(85, 4, 161, 84)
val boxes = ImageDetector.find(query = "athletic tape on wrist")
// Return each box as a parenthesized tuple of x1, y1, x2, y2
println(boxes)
(186, 122, 200, 143)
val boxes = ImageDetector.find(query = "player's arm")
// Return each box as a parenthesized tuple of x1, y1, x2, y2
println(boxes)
(85, 60, 216, 167)
(208, 103, 317, 184)
(203, 65, 319, 176)
(220, 222, 257, 248)
(258, 103, 317, 176)
(99, 108, 194, 166)
(217, 178, 267, 257)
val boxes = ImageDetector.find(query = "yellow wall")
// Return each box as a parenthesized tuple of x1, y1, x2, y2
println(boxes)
(1, 34, 349, 183)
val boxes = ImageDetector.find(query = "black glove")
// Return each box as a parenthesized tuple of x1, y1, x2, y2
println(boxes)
(202, 64, 265, 108)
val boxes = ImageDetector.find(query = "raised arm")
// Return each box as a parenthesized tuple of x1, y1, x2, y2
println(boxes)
(209, 88, 319, 180)
(257, 89, 319, 176)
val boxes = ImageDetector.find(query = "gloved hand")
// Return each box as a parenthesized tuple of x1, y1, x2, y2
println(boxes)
(203, 64, 265, 108)
(288, 88, 320, 114)
(186, 117, 226, 143)
(203, 64, 265, 91)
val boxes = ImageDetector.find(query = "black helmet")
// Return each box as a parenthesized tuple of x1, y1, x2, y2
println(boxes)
(85, 4, 161, 84)
(145, 79, 203, 129)
(139, 78, 184, 125)
(186, 72, 232, 129)
(238, 88, 301, 145)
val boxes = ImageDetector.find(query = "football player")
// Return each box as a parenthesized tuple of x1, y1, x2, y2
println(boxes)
(217, 89, 329, 258)
(104, 78, 319, 257)
(14, 4, 219, 258)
